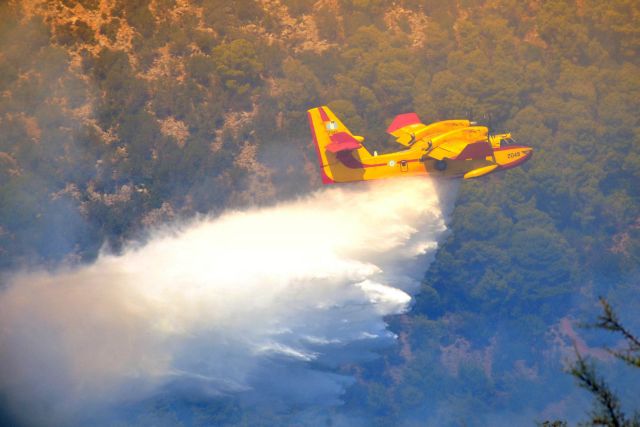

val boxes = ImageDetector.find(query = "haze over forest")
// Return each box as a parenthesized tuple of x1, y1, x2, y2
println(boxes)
(0, 0, 639, 426)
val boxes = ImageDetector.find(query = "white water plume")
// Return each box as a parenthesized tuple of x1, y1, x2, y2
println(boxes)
(0, 177, 457, 425)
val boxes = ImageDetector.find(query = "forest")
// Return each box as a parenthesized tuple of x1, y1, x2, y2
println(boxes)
(0, 0, 639, 425)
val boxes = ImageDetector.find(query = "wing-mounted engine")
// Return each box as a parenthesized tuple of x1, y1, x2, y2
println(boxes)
(387, 113, 426, 146)
(428, 126, 493, 161)
(387, 113, 475, 147)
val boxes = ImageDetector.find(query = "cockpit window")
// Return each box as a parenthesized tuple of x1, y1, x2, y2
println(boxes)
(500, 137, 516, 147)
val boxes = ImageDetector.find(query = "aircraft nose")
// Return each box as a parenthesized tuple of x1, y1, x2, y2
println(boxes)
(498, 147, 533, 171)
(517, 148, 533, 168)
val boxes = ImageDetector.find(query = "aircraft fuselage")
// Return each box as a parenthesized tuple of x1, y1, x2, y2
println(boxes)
(308, 106, 533, 184)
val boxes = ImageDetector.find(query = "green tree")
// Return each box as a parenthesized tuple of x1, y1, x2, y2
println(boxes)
(212, 39, 263, 98)
(569, 298, 640, 426)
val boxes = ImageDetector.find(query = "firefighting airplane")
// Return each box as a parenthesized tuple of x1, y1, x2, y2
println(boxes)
(307, 106, 532, 183)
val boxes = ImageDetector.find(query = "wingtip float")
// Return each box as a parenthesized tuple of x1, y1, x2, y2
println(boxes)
(308, 106, 533, 184)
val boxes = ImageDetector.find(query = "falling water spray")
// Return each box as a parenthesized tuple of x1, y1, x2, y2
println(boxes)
(0, 177, 457, 426)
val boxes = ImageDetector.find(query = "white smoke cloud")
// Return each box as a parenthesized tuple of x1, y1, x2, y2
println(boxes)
(0, 177, 457, 426)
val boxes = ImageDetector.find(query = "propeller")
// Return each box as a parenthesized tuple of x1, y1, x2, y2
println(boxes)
(483, 111, 494, 136)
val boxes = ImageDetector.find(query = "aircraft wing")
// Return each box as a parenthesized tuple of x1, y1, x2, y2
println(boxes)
(386, 113, 427, 146)
(387, 113, 475, 147)
(427, 140, 493, 160)
(426, 126, 493, 161)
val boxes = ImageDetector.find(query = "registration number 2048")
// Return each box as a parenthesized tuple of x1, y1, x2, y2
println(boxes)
(507, 151, 522, 159)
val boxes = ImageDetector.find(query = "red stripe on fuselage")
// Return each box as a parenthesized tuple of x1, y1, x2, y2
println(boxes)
(335, 151, 420, 169)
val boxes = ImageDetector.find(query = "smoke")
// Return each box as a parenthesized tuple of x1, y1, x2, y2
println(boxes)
(0, 177, 457, 426)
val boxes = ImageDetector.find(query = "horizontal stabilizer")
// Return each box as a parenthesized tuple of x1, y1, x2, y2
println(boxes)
(326, 132, 363, 153)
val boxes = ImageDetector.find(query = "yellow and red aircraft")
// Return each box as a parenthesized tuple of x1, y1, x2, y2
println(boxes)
(307, 106, 532, 184)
